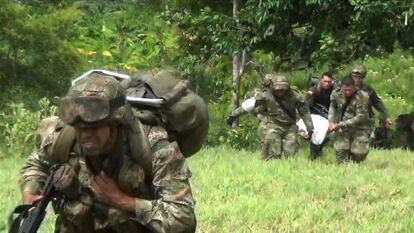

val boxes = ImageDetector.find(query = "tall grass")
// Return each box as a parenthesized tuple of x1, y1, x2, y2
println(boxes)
(189, 146, 414, 232)
(2, 146, 413, 232)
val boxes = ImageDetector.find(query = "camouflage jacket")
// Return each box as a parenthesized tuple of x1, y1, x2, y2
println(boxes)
(233, 88, 314, 132)
(328, 89, 371, 131)
(19, 121, 196, 233)
(360, 83, 390, 119)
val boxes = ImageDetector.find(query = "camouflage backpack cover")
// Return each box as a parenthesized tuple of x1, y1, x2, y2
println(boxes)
(121, 70, 209, 157)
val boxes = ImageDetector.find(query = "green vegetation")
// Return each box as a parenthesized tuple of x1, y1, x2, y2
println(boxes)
(2, 147, 414, 232)
(1, 2, 414, 232)
(1, 1, 414, 151)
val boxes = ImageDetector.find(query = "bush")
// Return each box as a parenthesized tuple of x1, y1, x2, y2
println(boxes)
(0, 98, 56, 157)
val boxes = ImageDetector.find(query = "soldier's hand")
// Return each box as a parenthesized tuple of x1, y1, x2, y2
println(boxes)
(22, 191, 44, 205)
(329, 123, 340, 132)
(385, 117, 393, 128)
(227, 115, 236, 126)
(91, 171, 135, 212)
(52, 164, 80, 199)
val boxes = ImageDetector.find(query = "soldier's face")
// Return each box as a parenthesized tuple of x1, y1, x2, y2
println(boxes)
(75, 125, 114, 155)
(352, 76, 364, 87)
(273, 89, 287, 98)
(321, 76, 333, 90)
(341, 84, 356, 98)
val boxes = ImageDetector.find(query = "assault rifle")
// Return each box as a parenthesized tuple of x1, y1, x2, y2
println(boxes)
(9, 165, 61, 233)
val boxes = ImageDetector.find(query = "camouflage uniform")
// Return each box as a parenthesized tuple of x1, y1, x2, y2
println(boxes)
(352, 65, 390, 127)
(328, 89, 371, 163)
(19, 74, 196, 233)
(359, 83, 390, 126)
(231, 74, 314, 160)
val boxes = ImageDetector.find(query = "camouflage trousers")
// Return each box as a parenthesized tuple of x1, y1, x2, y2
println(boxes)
(333, 129, 370, 163)
(259, 123, 299, 160)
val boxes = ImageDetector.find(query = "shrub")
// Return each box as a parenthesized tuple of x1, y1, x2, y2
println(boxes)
(0, 98, 56, 157)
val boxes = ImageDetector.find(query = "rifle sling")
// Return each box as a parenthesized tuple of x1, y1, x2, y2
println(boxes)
(340, 92, 356, 121)
(273, 95, 296, 121)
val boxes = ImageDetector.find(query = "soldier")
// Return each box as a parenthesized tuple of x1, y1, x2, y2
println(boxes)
(371, 118, 393, 149)
(351, 65, 392, 129)
(227, 74, 314, 160)
(328, 76, 371, 163)
(306, 72, 335, 159)
(395, 112, 414, 151)
(19, 73, 196, 232)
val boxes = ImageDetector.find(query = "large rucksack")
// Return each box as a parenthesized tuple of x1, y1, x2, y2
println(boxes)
(121, 70, 209, 157)
(38, 69, 209, 174)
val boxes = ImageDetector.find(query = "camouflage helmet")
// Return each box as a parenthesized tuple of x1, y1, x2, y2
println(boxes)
(266, 74, 290, 90)
(351, 65, 367, 78)
(59, 72, 127, 126)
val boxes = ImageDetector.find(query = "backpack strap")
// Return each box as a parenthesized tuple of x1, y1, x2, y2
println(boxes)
(340, 91, 357, 121)
(36, 117, 75, 165)
(272, 91, 296, 121)
(123, 108, 153, 183)
(50, 123, 76, 164)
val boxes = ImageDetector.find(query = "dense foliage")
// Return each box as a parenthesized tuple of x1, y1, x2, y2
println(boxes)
(1, 1, 414, 156)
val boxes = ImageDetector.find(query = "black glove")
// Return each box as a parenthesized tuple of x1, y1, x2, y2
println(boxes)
(227, 115, 236, 126)
(52, 164, 80, 199)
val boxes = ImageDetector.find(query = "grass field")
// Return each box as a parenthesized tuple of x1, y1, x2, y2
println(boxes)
(1, 146, 414, 232)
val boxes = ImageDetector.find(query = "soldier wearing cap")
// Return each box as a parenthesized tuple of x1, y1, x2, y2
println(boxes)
(18, 72, 196, 232)
(228, 74, 314, 160)
(329, 75, 371, 163)
(351, 65, 392, 129)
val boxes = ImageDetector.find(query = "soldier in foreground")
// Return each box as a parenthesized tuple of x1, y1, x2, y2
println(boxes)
(351, 65, 392, 129)
(18, 73, 196, 232)
(306, 72, 335, 159)
(328, 76, 371, 163)
(227, 74, 314, 160)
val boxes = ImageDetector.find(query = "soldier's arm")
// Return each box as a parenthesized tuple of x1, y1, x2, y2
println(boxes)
(305, 85, 317, 107)
(338, 93, 369, 128)
(368, 87, 390, 119)
(328, 92, 337, 123)
(296, 94, 314, 132)
(231, 105, 249, 118)
(129, 140, 196, 232)
(230, 92, 266, 118)
(19, 144, 52, 203)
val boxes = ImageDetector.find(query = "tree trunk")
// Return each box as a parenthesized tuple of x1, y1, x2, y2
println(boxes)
(231, 50, 242, 126)
(231, 0, 243, 127)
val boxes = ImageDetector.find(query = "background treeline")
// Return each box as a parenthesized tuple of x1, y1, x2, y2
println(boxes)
(1, 0, 414, 157)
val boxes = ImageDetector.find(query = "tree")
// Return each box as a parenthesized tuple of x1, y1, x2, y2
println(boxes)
(164, 0, 414, 114)
(0, 0, 82, 94)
